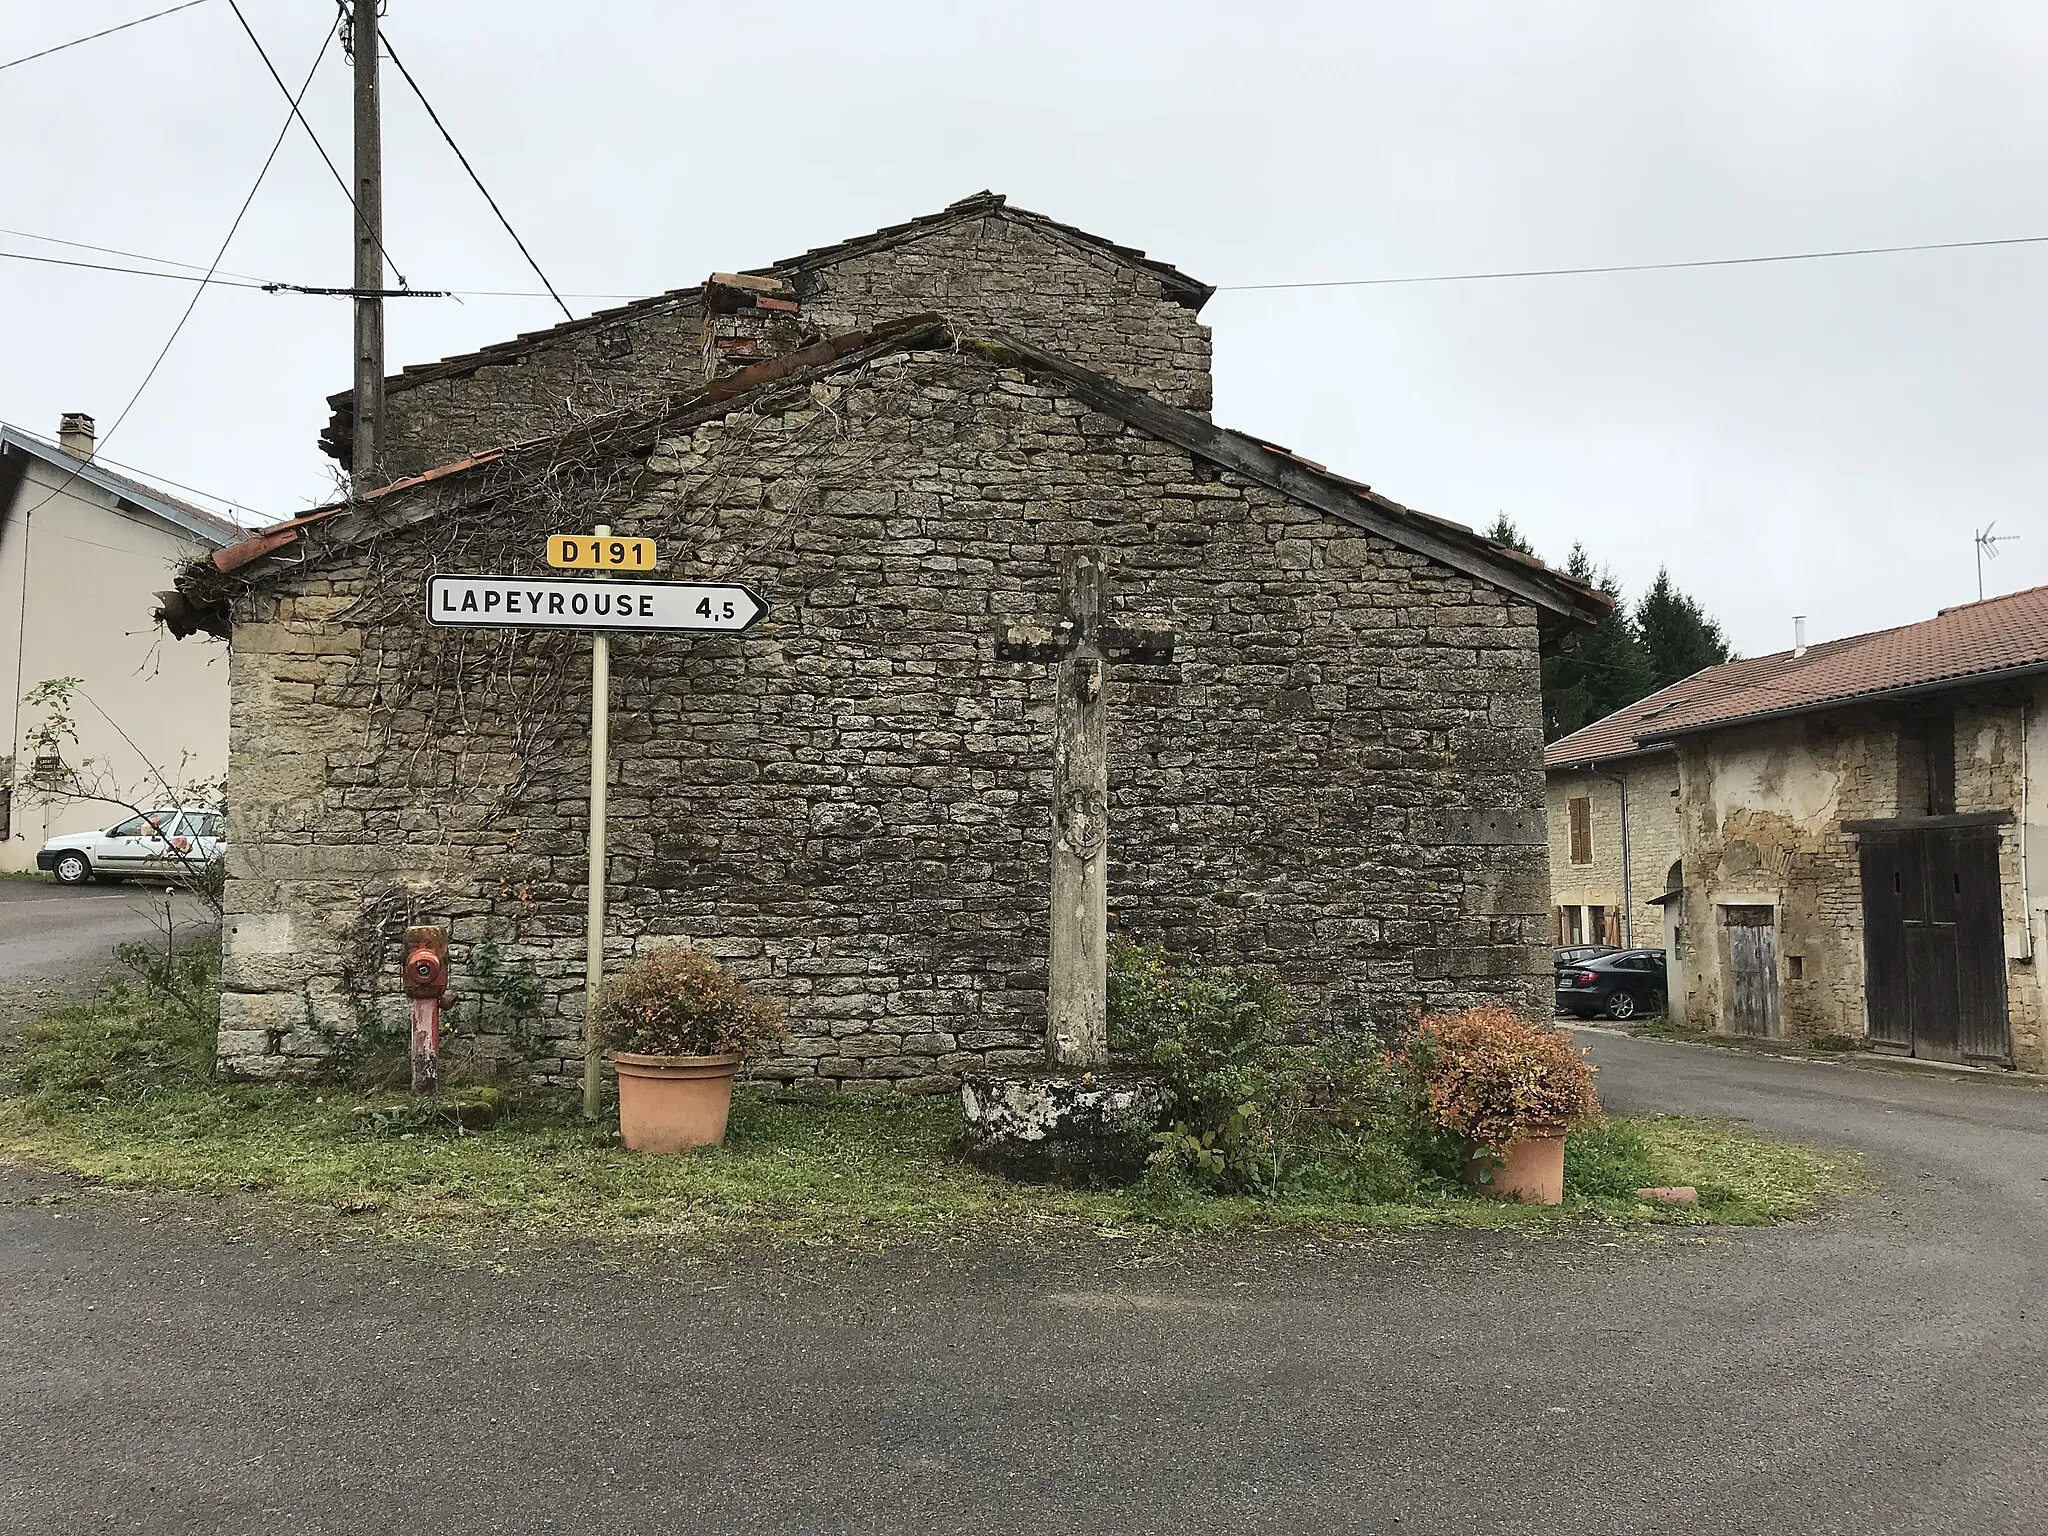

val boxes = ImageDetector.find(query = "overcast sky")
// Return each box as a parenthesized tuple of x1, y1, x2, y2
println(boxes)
(6, 0, 2045, 656)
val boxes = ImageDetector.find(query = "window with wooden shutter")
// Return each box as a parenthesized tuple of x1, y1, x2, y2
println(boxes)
(1568, 797, 1592, 865)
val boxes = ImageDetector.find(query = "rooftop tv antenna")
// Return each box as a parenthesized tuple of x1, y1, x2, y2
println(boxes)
(1975, 523, 2019, 600)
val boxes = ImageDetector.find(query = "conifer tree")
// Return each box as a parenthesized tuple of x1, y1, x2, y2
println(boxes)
(1543, 544, 1655, 740)
(1635, 567, 1733, 690)
(1487, 519, 1659, 741)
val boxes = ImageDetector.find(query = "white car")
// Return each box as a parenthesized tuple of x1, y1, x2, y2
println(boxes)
(37, 807, 225, 886)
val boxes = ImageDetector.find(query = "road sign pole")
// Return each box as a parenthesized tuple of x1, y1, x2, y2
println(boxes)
(582, 525, 612, 1120)
(419, 541, 768, 1119)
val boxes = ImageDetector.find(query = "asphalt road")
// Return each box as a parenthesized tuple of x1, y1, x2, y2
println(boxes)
(0, 878, 213, 988)
(3, 1035, 2045, 1535)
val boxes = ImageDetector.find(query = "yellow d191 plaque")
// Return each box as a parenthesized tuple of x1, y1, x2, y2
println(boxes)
(547, 534, 657, 571)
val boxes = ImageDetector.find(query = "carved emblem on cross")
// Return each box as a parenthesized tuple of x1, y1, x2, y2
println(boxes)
(996, 549, 1177, 1068)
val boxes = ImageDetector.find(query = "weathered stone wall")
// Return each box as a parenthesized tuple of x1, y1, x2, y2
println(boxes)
(367, 213, 1211, 483)
(374, 295, 708, 483)
(1672, 692, 2045, 1070)
(788, 214, 1211, 415)
(1545, 756, 1681, 949)
(222, 346, 1549, 1089)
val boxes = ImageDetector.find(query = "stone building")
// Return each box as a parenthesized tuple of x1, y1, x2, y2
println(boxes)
(320, 192, 1215, 484)
(176, 195, 1607, 1088)
(1543, 742, 1681, 954)
(1544, 587, 2048, 1072)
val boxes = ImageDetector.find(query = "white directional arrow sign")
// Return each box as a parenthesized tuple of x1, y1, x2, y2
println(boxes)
(430, 536, 773, 1121)
(425, 575, 767, 633)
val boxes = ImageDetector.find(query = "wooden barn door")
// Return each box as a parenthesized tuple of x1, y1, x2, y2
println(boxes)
(1953, 828, 2011, 1064)
(1858, 826, 2009, 1065)
(1858, 832, 1912, 1051)
(1905, 829, 1963, 1062)
(1723, 905, 1779, 1037)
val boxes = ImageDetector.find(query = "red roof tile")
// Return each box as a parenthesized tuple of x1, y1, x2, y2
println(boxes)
(1546, 584, 2048, 766)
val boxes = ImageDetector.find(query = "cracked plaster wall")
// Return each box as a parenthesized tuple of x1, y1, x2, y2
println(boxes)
(1672, 688, 2048, 1071)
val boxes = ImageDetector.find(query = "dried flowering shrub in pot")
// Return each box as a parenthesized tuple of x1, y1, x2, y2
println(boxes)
(594, 945, 788, 1061)
(1406, 1002, 1600, 1156)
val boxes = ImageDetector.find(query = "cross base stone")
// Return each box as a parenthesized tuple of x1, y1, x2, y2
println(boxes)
(958, 1069, 1170, 1186)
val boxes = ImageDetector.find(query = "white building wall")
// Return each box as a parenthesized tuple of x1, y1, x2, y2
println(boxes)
(2, 459, 229, 870)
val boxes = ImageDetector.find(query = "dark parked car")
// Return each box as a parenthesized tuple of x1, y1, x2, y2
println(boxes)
(1556, 949, 1668, 1020)
(1552, 944, 1619, 975)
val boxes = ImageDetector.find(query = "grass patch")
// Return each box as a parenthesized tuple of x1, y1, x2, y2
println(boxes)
(0, 985, 1858, 1251)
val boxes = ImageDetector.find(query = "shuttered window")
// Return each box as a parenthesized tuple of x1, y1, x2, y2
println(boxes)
(1568, 797, 1592, 865)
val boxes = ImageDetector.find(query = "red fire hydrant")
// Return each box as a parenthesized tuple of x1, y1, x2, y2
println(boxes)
(402, 924, 449, 1096)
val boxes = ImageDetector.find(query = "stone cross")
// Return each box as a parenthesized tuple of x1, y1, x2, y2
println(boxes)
(996, 550, 1176, 1069)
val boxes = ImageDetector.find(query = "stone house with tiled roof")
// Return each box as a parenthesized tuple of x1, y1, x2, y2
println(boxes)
(176, 195, 1610, 1088)
(1546, 587, 2048, 1072)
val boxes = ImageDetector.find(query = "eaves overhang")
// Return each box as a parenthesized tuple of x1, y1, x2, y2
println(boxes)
(1544, 743, 1679, 774)
(203, 317, 1610, 639)
(0, 427, 243, 547)
(1634, 662, 2048, 745)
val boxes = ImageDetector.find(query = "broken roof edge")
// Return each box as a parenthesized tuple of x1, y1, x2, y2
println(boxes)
(319, 192, 1216, 463)
(205, 315, 957, 591)
(207, 315, 1608, 635)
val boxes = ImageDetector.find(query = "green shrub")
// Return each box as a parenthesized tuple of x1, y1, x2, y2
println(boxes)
(594, 945, 787, 1059)
(1108, 937, 1292, 1183)
(1108, 937, 1427, 1199)
(108, 934, 221, 1041)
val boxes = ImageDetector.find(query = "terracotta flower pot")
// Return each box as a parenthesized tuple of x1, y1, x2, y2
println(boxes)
(1465, 1120, 1568, 1205)
(611, 1051, 741, 1153)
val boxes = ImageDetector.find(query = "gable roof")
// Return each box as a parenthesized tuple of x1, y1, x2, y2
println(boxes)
(1546, 584, 2048, 767)
(319, 192, 1215, 464)
(0, 425, 245, 546)
(198, 317, 1607, 645)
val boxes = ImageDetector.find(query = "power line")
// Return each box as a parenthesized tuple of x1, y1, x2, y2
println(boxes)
(1217, 233, 2048, 292)
(13, 221, 2048, 309)
(0, 225, 274, 285)
(222, 0, 409, 289)
(379, 27, 573, 322)
(0, 246, 445, 297)
(15, 23, 336, 522)
(0, 248, 275, 289)
(0, 0, 212, 73)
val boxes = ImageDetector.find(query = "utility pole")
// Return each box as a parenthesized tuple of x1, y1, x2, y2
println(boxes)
(349, 0, 385, 485)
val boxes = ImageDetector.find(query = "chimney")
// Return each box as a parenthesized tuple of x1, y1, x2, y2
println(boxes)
(1793, 615, 1807, 658)
(698, 272, 814, 382)
(56, 412, 95, 460)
